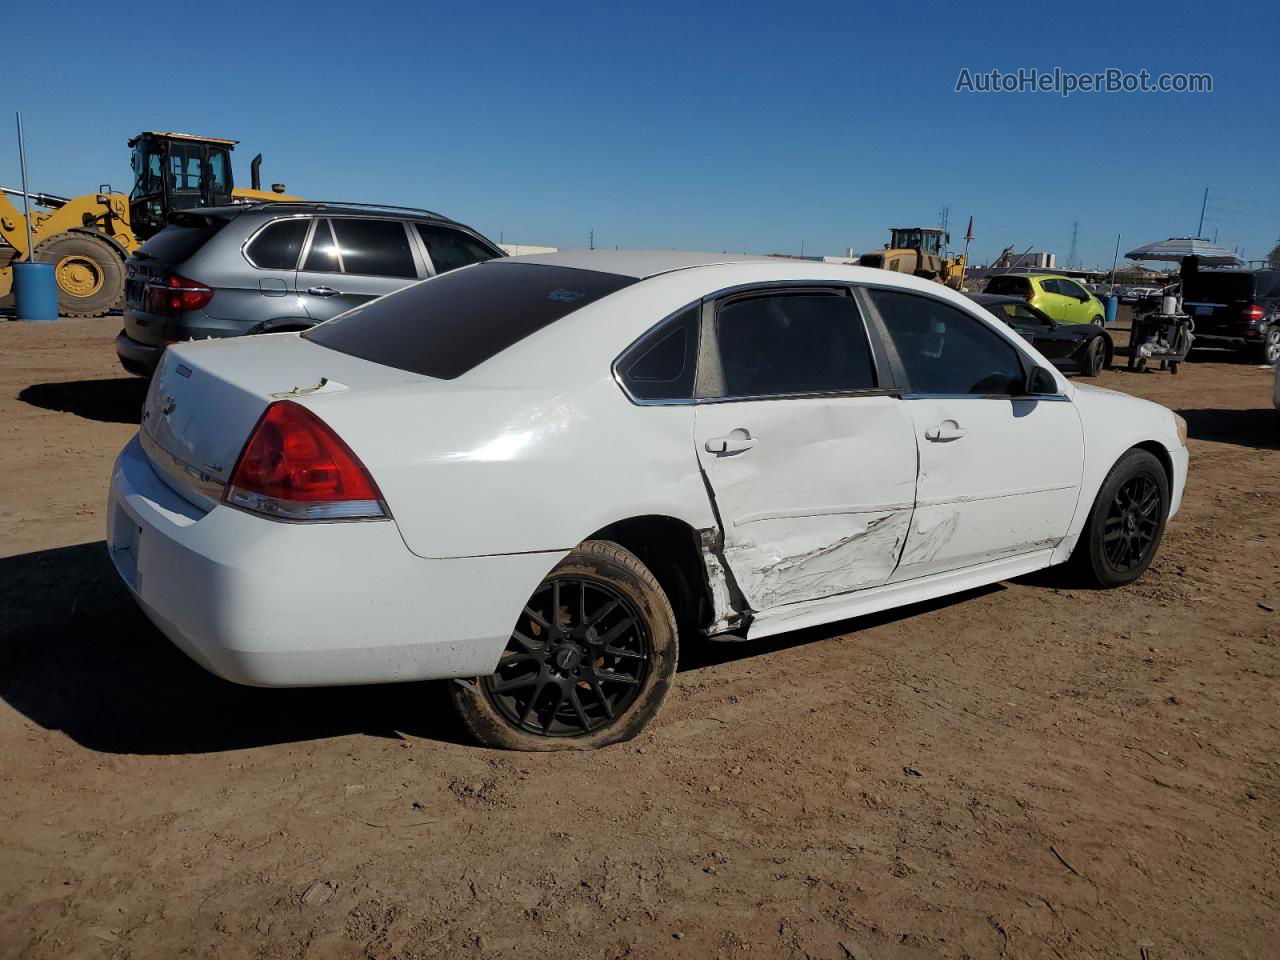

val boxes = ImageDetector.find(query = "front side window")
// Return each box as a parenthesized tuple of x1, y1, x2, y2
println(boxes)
(416, 223, 498, 275)
(617, 307, 698, 402)
(1057, 279, 1088, 300)
(712, 291, 876, 398)
(330, 218, 417, 278)
(246, 218, 309, 270)
(994, 301, 1052, 327)
(868, 289, 1025, 395)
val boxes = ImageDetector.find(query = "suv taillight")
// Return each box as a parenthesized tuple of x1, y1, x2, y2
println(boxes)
(1242, 304, 1264, 323)
(224, 401, 386, 521)
(145, 275, 213, 315)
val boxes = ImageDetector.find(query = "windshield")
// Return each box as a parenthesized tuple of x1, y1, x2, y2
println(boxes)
(303, 261, 638, 379)
(1183, 271, 1256, 303)
(985, 275, 1031, 296)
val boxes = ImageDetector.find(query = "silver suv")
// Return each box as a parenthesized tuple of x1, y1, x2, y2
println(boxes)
(116, 202, 504, 376)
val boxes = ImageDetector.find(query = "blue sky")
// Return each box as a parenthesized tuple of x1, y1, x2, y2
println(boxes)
(5, 0, 1278, 267)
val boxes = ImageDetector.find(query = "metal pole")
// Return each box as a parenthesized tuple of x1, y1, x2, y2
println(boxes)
(1109, 232, 1120, 293)
(16, 111, 35, 262)
(1197, 187, 1208, 239)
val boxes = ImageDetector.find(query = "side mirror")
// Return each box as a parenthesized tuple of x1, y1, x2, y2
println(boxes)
(1025, 365, 1060, 396)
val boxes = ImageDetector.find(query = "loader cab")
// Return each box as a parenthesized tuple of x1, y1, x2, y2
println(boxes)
(889, 227, 945, 258)
(128, 132, 237, 241)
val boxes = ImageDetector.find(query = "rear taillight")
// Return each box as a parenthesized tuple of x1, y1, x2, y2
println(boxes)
(1242, 304, 1264, 323)
(223, 400, 386, 521)
(145, 275, 213, 315)
(1024, 289, 1035, 302)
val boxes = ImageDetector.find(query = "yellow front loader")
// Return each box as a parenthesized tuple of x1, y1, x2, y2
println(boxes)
(1, 132, 296, 317)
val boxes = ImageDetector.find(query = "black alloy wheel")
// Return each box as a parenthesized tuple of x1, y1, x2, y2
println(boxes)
(451, 540, 679, 751)
(1072, 448, 1169, 587)
(1101, 473, 1162, 574)
(484, 577, 652, 737)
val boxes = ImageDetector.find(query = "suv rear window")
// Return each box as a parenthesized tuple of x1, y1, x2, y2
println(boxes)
(1184, 271, 1257, 303)
(303, 261, 637, 379)
(985, 275, 1030, 296)
(136, 217, 228, 263)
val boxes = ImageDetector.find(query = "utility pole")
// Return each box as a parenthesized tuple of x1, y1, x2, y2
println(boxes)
(1109, 232, 1121, 293)
(1197, 187, 1208, 238)
(588, 228, 594, 251)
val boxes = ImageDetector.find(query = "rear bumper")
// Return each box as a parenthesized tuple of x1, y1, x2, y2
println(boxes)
(106, 434, 564, 687)
(116, 331, 163, 377)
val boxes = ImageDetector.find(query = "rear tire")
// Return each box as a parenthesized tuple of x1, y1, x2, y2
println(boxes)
(1080, 337, 1106, 377)
(451, 540, 678, 751)
(1249, 326, 1280, 365)
(34, 232, 125, 318)
(1071, 449, 1169, 588)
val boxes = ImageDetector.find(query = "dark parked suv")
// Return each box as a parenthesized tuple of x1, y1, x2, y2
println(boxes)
(1181, 268, 1280, 364)
(116, 202, 504, 376)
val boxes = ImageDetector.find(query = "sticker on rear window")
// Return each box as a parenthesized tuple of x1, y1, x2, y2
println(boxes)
(547, 288, 586, 303)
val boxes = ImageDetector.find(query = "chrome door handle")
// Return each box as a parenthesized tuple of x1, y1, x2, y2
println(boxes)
(307, 285, 340, 297)
(705, 430, 757, 454)
(925, 420, 966, 442)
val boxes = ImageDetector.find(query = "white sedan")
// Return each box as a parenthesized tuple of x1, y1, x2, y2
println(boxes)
(107, 252, 1189, 750)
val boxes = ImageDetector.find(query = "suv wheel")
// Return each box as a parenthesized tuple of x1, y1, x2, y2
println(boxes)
(451, 540, 678, 750)
(1251, 326, 1280, 365)
(1071, 449, 1169, 587)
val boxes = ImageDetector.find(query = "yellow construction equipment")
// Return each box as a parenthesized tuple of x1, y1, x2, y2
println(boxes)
(858, 225, 968, 289)
(1, 132, 297, 317)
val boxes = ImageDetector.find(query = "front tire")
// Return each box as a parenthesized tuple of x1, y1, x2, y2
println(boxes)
(451, 540, 678, 751)
(1091, 315, 1105, 327)
(34, 232, 125, 318)
(1071, 449, 1169, 587)
(1080, 337, 1106, 377)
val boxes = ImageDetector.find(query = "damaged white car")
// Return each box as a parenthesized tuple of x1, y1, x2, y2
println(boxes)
(107, 252, 1189, 750)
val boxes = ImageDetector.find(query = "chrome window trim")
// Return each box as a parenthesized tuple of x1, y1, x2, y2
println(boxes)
(611, 300, 702, 406)
(240, 214, 314, 271)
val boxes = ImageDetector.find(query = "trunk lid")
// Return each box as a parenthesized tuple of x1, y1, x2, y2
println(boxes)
(140, 333, 423, 511)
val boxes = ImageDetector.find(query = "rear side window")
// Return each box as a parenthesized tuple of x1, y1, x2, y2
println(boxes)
(303, 261, 637, 379)
(617, 306, 698, 402)
(416, 224, 498, 275)
(330, 218, 417, 279)
(304, 219, 340, 272)
(869, 289, 1025, 395)
(713, 291, 876, 398)
(245, 218, 309, 270)
(985, 275, 1030, 296)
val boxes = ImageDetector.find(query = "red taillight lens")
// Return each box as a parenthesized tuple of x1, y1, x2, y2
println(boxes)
(1242, 304, 1264, 323)
(1024, 289, 1035, 302)
(145, 275, 213, 315)
(224, 400, 385, 520)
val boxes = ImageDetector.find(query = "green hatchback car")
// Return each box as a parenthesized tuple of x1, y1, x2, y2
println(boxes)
(984, 273, 1106, 325)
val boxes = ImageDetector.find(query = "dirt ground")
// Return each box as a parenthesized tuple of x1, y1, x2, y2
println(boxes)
(0, 313, 1277, 960)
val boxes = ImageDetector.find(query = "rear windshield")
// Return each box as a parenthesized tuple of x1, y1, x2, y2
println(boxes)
(1184, 271, 1256, 303)
(985, 275, 1030, 295)
(136, 217, 228, 263)
(303, 261, 637, 379)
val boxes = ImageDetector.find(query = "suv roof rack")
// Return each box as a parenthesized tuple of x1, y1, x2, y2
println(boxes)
(249, 200, 455, 221)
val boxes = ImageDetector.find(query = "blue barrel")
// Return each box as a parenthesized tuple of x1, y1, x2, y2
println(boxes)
(13, 262, 59, 323)
(1103, 294, 1118, 326)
